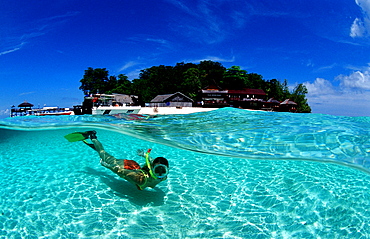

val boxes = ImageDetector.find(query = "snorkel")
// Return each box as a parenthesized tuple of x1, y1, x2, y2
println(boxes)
(145, 149, 168, 179)
(145, 149, 157, 179)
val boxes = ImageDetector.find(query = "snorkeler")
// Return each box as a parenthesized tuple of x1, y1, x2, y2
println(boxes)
(64, 131, 169, 190)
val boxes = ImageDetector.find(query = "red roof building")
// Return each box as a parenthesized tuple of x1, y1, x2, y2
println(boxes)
(198, 86, 267, 109)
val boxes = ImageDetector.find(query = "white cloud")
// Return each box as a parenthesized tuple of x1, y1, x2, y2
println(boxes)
(189, 56, 235, 63)
(146, 38, 169, 44)
(0, 109, 10, 118)
(0, 42, 26, 56)
(305, 68, 370, 116)
(165, 0, 230, 44)
(127, 36, 173, 50)
(0, 47, 21, 56)
(316, 63, 337, 71)
(19, 91, 35, 96)
(126, 68, 142, 80)
(336, 70, 370, 90)
(356, 0, 370, 13)
(118, 61, 140, 72)
(305, 78, 336, 96)
(307, 91, 370, 116)
(350, 18, 366, 37)
(1, 12, 78, 57)
(351, 0, 370, 38)
(165, 0, 194, 16)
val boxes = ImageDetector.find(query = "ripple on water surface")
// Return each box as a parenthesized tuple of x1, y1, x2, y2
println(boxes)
(0, 110, 370, 238)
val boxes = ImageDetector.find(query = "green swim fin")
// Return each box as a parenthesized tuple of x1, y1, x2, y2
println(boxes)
(64, 132, 89, 142)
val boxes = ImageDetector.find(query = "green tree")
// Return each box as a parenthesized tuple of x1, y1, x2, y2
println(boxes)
(78, 63, 311, 112)
(198, 60, 226, 87)
(282, 79, 290, 99)
(105, 76, 118, 94)
(221, 66, 248, 89)
(246, 73, 265, 89)
(109, 74, 132, 94)
(290, 83, 311, 113)
(266, 79, 288, 101)
(173, 62, 198, 83)
(79, 67, 110, 94)
(182, 68, 201, 99)
(131, 65, 176, 103)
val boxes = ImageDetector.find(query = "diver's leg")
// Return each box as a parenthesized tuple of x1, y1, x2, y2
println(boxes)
(84, 131, 115, 164)
(82, 140, 96, 150)
(90, 135, 146, 187)
(80, 131, 97, 150)
(91, 138, 119, 167)
(86, 136, 122, 176)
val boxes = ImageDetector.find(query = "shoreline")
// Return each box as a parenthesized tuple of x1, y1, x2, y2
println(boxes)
(139, 107, 218, 115)
(9, 106, 260, 117)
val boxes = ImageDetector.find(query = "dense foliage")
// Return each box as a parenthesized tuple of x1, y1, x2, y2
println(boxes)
(79, 61, 311, 113)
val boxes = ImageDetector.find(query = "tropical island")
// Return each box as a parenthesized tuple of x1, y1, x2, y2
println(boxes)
(79, 60, 311, 113)
(10, 60, 311, 117)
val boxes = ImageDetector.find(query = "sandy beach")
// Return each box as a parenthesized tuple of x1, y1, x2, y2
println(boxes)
(139, 107, 217, 115)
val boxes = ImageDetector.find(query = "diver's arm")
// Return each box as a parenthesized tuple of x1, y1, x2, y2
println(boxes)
(136, 149, 146, 158)
(137, 149, 154, 163)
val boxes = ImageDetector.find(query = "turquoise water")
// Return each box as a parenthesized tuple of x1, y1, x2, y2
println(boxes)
(1, 108, 370, 238)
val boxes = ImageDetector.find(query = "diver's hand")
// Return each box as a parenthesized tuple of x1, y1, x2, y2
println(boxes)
(136, 149, 145, 157)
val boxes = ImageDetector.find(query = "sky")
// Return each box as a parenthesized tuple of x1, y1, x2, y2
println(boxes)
(1, 0, 370, 117)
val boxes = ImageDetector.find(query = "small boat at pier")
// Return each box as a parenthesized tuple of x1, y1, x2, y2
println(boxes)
(78, 94, 141, 115)
(10, 102, 73, 117)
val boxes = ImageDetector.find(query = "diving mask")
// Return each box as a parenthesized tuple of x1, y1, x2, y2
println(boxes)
(152, 164, 169, 179)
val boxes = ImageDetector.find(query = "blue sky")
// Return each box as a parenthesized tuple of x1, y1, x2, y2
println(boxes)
(1, 0, 370, 117)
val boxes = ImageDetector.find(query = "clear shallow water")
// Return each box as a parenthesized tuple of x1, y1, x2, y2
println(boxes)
(1, 108, 370, 238)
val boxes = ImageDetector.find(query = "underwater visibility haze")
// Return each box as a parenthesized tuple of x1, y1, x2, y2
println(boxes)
(1, 108, 370, 238)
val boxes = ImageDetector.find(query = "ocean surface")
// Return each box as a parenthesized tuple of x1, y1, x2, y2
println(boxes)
(1, 108, 370, 238)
